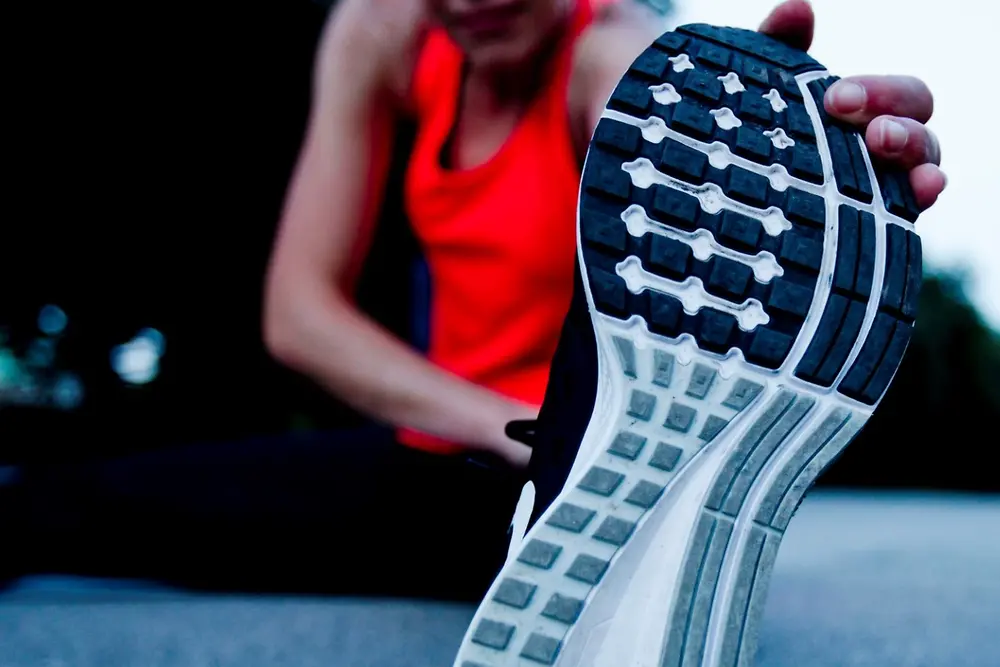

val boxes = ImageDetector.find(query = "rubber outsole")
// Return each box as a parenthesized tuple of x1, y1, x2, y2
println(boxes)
(453, 24, 921, 667)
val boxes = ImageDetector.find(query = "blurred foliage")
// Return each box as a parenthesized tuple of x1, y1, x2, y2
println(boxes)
(912, 272, 1000, 408)
(821, 269, 1000, 491)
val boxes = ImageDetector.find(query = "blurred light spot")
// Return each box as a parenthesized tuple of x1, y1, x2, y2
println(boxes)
(137, 327, 166, 355)
(38, 305, 68, 336)
(51, 373, 84, 410)
(0, 348, 21, 389)
(0, 466, 20, 487)
(25, 338, 56, 368)
(111, 329, 164, 385)
(12, 378, 40, 403)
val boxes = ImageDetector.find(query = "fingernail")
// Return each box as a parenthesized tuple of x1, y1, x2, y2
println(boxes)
(830, 81, 867, 113)
(941, 171, 948, 191)
(880, 119, 909, 153)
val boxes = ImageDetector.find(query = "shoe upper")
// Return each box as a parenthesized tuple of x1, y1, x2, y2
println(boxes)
(511, 257, 600, 529)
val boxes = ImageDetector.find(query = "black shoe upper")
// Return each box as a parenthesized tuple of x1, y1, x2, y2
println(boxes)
(514, 258, 600, 528)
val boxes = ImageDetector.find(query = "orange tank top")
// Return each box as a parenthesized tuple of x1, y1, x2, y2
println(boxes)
(399, 2, 604, 454)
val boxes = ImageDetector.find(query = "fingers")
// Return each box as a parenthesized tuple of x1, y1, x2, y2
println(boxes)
(864, 115, 946, 210)
(865, 115, 942, 168)
(826, 76, 934, 125)
(758, 0, 815, 51)
(772, 10, 944, 213)
(909, 163, 948, 211)
(507, 441, 533, 469)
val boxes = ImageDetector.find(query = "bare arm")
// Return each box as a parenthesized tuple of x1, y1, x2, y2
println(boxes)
(263, 0, 533, 466)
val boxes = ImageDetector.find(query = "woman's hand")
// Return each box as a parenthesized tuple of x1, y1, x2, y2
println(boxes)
(760, 0, 946, 210)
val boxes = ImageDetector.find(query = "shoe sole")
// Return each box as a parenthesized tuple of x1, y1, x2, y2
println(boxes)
(454, 24, 922, 667)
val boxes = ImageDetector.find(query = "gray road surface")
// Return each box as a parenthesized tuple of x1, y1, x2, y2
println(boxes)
(1, 490, 998, 667)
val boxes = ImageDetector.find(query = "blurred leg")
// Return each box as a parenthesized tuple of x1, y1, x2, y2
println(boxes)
(9, 428, 522, 600)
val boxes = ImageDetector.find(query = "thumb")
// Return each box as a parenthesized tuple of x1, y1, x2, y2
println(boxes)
(758, 0, 815, 52)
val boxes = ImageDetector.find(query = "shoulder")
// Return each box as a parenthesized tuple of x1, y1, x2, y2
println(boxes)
(573, 0, 669, 73)
(314, 0, 428, 110)
(567, 1, 671, 156)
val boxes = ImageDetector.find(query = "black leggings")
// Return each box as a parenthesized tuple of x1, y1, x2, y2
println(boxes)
(5, 427, 526, 601)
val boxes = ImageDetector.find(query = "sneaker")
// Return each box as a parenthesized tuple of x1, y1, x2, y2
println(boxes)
(454, 24, 923, 667)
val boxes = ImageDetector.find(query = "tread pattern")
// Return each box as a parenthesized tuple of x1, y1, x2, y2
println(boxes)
(581, 24, 925, 667)
(582, 140, 821, 369)
(807, 77, 922, 224)
(582, 23, 922, 406)
(669, 393, 866, 667)
(806, 77, 875, 204)
(458, 344, 765, 666)
(836, 224, 922, 404)
(791, 81, 924, 404)
(456, 23, 924, 667)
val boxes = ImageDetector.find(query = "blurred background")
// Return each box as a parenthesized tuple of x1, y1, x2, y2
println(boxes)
(1, 1, 997, 666)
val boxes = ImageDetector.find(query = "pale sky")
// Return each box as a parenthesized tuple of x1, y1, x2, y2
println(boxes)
(670, 0, 1000, 329)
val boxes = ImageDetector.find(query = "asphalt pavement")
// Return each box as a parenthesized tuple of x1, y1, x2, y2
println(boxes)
(1, 490, 998, 667)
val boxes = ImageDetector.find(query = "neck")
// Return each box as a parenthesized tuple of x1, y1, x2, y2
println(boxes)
(463, 11, 573, 110)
